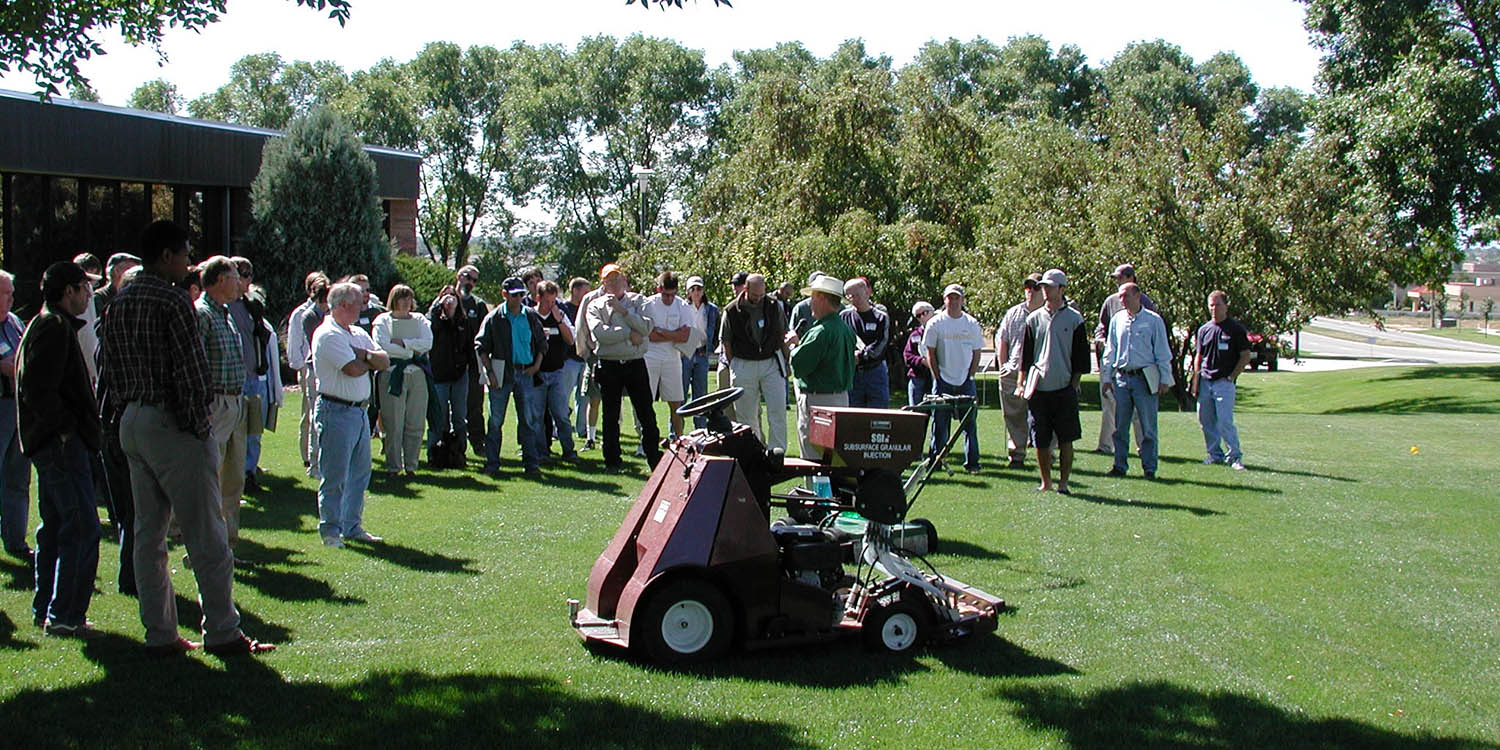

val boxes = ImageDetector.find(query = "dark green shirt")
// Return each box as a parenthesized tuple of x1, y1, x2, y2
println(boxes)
(790, 312, 856, 393)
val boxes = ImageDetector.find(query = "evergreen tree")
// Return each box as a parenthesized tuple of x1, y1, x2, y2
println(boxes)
(245, 106, 394, 314)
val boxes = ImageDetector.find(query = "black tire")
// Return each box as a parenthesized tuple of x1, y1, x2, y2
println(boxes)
(862, 594, 931, 654)
(634, 578, 734, 663)
(910, 518, 939, 554)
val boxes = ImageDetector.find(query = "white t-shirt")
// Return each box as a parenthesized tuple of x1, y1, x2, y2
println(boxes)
(922, 310, 985, 386)
(312, 318, 378, 402)
(643, 294, 694, 364)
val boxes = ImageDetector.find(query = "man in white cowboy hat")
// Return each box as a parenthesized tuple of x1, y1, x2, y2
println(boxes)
(785, 274, 856, 459)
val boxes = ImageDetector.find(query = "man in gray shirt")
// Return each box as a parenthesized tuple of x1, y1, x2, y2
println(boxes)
(1020, 269, 1091, 495)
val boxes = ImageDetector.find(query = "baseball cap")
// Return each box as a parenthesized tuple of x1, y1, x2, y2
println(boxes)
(458, 265, 480, 281)
(1110, 263, 1136, 279)
(911, 301, 935, 318)
(1041, 268, 1068, 287)
(942, 283, 965, 298)
(502, 276, 526, 295)
(599, 263, 623, 281)
(1023, 272, 1043, 289)
(807, 270, 826, 285)
(731, 271, 748, 286)
(686, 275, 705, 289)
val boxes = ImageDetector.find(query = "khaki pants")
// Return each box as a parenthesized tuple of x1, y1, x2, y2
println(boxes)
(122, 402, 242, 649)
(797, 390, 848, 460)
(729, 357, 786, 453)
(1000, 370, 1030, 462)
(1098, 381, 1143, 453)
(378, 368, 429, 472)
(209, 394, 247, 545)
(299, 368, 319, 468)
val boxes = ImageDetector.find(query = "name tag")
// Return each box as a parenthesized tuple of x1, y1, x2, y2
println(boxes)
(1217, 340, 1229, 350)
(865, 322, 877, 331)
(757, 319, 765, 328)
(544, 327, 560, 336)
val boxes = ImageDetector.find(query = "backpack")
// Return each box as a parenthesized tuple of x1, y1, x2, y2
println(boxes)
(428, 430, 467, 469)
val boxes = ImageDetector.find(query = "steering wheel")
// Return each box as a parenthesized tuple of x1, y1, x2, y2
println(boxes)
(676, 387, 744, 419)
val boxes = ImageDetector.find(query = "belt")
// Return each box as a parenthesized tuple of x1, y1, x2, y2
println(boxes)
(1121, 368, 1145, 376)
(318, 393, 369, 408)
(213, 388, 243, 396)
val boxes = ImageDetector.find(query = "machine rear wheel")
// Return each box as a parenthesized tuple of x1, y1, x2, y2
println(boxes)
(635, 579, 734, 663)
(862, 595, 930, 654)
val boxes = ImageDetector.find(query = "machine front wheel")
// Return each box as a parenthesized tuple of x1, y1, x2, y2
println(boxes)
(635, 579, 735, 663)
(862, 595, 930, 654)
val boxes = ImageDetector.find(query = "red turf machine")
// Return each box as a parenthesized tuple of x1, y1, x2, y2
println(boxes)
(568, 388, 1002, 662)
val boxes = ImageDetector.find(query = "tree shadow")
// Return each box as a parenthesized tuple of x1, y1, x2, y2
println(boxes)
(0, 609, 39, 651)
(998, 564, 1088, 593)
(1065, 490, 1224, 517)
(927, 635, 1080, 679)
(1325, 396, 1500, 415)
(345, 540, 481, 576)
(935, 538, 1012, 561)
(1377, 364, 1500, 382)
(1144, 475, 1279, 495)
(1154, 454, 1356, 483)
(0, 634, 813, 748)
(996, 680, 1497, 749)
(232, 538, 314, 568)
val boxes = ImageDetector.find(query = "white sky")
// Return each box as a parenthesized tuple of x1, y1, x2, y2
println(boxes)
(1, 0, 1324, 105)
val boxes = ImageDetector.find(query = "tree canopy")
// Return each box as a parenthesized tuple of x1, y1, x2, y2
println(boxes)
(0, 0, 349, 97)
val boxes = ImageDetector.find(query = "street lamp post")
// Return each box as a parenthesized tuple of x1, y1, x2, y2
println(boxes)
(631, 165, 656, 242)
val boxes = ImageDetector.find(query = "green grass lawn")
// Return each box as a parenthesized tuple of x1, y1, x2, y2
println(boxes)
(1401, 326, 1500, 347)
(2, 366, 1498, 748)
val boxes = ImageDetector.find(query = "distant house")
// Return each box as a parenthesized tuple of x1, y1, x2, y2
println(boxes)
(0, 89, 419, 314)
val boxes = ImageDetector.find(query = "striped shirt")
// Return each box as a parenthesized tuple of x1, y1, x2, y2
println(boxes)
(98, 269, 214, 439)
(196, 296, 246, 395)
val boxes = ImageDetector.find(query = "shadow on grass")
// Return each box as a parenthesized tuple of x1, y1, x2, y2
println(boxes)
(172, 597, 295, 645)
(996, 680, 1497, 749)
(1065, 490, 1224, 517)
(1381, 364, 1500, 382)
(346, 540, 481, 575)
(0, 554, 30, 591)
(1325, 396, 1500, 415)
(610, 632, 1074, 687)
(0, 610, 38, 650)
(936, 538, 1011, 561)
(0, 634, 813, 748)
(234, 564, 366, 606)
(1153, 454, 1356, 483)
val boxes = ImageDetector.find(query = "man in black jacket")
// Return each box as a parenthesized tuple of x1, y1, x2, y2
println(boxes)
(18, 262, 103, 638)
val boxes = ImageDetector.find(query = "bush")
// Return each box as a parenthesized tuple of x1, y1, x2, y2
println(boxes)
(392, 254, 455, 310)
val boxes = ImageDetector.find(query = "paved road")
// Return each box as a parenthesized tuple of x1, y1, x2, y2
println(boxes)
(1288, 329, 1500, 369)
(1309, 316, 1500, 353)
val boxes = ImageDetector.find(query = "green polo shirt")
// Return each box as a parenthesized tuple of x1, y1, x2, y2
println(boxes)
(790, 311, 856, 393)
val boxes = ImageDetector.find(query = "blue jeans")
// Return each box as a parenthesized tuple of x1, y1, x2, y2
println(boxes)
(1111, 371, 1160, 473)
(930, 378, 980, 470)
(682, 353, 710, 428)
(0, 400, 33, 553)
(537, 368, 576, 457)
(849, 361, 890, 408)
(31, 437, 100, 627)
(560, 358, 585, 436)
(1197, 378, 1241, 463)
(429, 377, 469, 447)
(907, 375, 931, 407)
(314, 399, 372, 540)
(242, 374, 269, 474)
(485, 372, 541, 471)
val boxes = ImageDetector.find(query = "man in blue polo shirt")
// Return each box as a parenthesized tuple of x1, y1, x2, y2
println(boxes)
(1191, 290, 1252, 470)
(1100, 283, 1175, 479)
(476, 277, 547, 476)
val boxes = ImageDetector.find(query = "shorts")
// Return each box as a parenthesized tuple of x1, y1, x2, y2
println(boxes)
(645, 357, 685, 402)
(1028, 386, 1081, 446)
(580, 359, 601, 399)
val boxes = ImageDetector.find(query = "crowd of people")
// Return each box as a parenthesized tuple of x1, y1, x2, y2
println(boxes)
(0, 218, 1257, 655)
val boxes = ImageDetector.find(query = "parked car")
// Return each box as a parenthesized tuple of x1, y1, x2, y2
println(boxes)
(1246, 332, 1278, 371)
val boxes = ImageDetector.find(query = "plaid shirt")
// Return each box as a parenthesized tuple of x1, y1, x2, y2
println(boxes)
(98, 269, 213, 439)
(196, 296, 246, 395)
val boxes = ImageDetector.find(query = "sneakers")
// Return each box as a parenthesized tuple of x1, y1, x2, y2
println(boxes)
(1144, 471, 1156, 480)
(322, 535, 345, 548)
(584, 438, 596, 451)
(1105, 467, 1127, 477)
(523, 466, 542, 477)
(345, 531, 383, 543)
(1231, 461, 1246, 471)
(45, 620, 105, 639)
